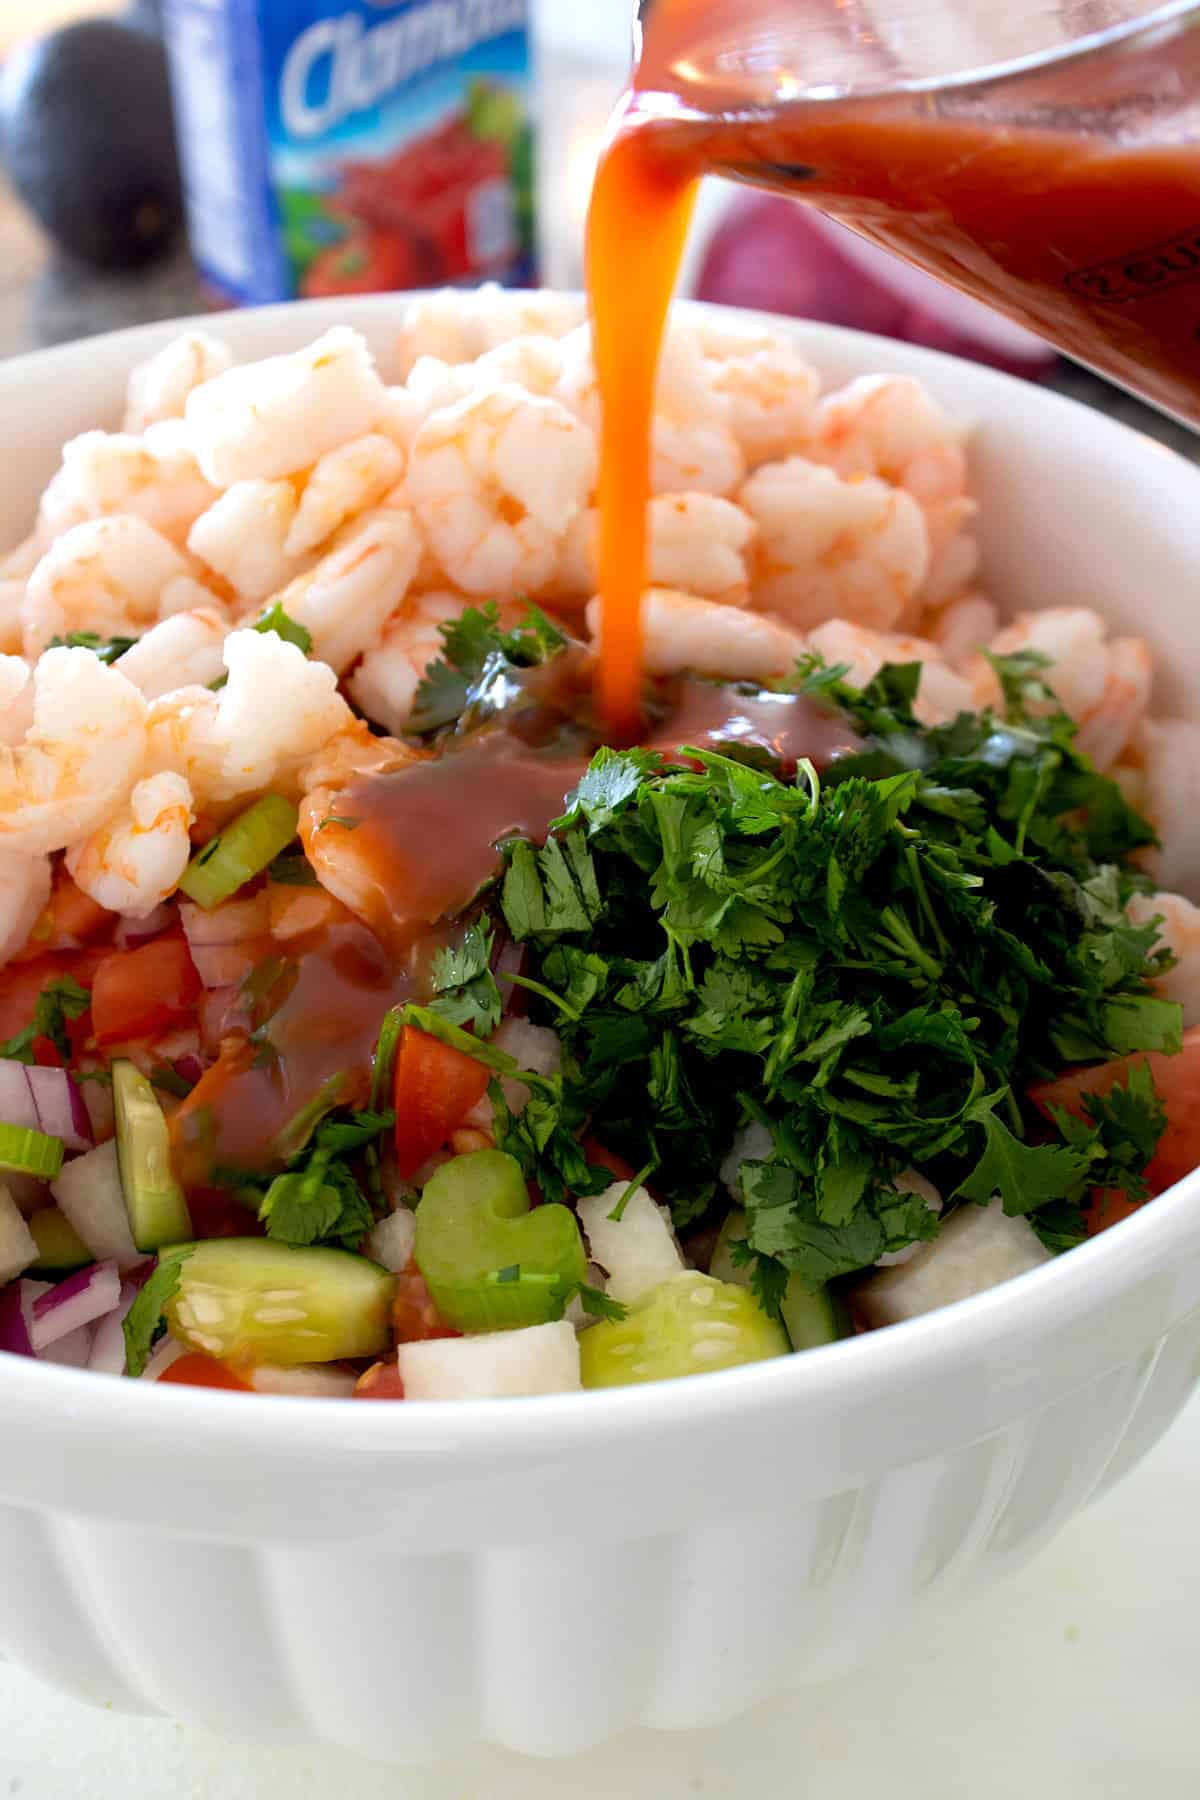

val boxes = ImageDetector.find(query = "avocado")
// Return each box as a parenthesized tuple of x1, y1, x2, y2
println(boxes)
(0, 19, 182, 269)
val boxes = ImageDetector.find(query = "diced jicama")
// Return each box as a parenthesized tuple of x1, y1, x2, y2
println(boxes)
(51, 1139, 140, 1270)
(0, 1186, 38, 1284)
(854, 1201, 1052, 1328)
(248, 1364, 358, 1398)
(577, 1182, 685, 1305)
(363, 1206, 416, 1274)
(397, 1320, 581, 1400)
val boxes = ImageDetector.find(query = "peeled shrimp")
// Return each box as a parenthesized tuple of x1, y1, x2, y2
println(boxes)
(113, 608, 230, 700)
(695, 319, 820, 465)
(1136, 718, 1200, 896)
(806, 619, 974, 727)
(186, 327, 386, 487)
(812, 375, 978, 605)
(976, 609, 1152, 770)
(269, 506, 422, 673)
(926, 591, 999, 668)
(299, 730, 424, 937)
(21, 516, 194, 656)
(585, 587, 805, 685)
(406, 384, 596, 599)
(38, 430, 218, 550)
(188, 479, 312, 604)
(395, 285, 583, 376)
(1127, 890, 1200, 1029)
(0, 849, 52, 968)
(285, 433, 405, 556)
(0, 655, 34, 747)
(0, 647, 148, 854)
(549, 494, 756, 610)
(123, 331, 235, 432)
(740, 458, 930, 632)
(348, 590, 473, 736)
(66, 772, 194, 918)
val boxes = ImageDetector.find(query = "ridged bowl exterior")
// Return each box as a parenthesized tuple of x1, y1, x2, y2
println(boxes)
(1, 299, 1199, 1761)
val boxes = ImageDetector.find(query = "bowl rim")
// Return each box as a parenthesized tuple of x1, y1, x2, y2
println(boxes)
(3, 293, 1200, 1455)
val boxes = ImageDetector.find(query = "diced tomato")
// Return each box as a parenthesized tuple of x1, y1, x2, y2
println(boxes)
(158, 1352, 252, 1392)
(1029, 1024, 1200, 1198)
(90, 935, 202, 1048)
(1083, 1188, 1146, 1237)
(13, 872, 114, 961)
(392, 1263, 458, 1343)
(187, 1187, 264, 1241)
(353, 1359, 407, 1400)
(32, 1034, 63, 1067)
(0, 946, 107, 1047)
(392, 1026, 490, 1180)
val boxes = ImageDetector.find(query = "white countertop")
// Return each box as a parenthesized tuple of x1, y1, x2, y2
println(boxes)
(3, 1391, 1198, 1798)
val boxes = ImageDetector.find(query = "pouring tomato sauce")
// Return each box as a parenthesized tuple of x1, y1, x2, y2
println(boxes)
(587, 0, 1200, 735)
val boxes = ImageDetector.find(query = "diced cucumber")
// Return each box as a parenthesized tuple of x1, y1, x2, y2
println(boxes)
(166, 1239, 396, 1365)
(711, 1210, 849, 1351)
(112, 1060, 192, 1252)
(579, 1271, 789, 1390)
(28, 1205, 92, 1274)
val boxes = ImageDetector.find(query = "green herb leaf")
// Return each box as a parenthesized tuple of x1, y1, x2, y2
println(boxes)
(253, 601, 312, 654)
(123, 1245, 194, 1377)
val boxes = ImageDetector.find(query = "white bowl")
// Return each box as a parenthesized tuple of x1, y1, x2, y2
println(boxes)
(2, 298, 1200, 1764)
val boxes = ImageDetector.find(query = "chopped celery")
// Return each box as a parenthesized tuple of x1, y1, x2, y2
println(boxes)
(29, 1205, 92, 1272)
(710, 1210, 849, 1351)
(178, 793, 299, 910)
(113, 1060, 193, 1251)
(579, 1271, 789, 1389)
(414, 1149, 586, 1332)
(0, 1122, 64, 1180)
(166, 1239, 395, 1364)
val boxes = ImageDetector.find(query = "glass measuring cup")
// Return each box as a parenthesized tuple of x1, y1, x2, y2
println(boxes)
(626, 0, 1200, 424)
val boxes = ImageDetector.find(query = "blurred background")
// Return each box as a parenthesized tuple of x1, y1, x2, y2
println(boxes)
(0, 0, 1192, 456)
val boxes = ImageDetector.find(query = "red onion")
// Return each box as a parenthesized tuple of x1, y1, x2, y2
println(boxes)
(0, 1279, 43, 1357)
(115, 901, 174, 948)
(493, 936, 530, 1019)
(51, 1140, 139, 1270)
(181, 895, 272, 989)
(30, 1259, 121, 1351)
(173, 1054, 205, 1088)
(695, 195, 1057, 380)
(88, 1279, 140, 1375)
(40, 1321, 97, 1366)
(0, 1061, 93, 1153)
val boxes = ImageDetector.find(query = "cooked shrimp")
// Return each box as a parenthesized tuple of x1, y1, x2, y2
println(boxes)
(21, 516, 193, 656)
(806, 619, 974, 727)
(269, 506, 422, 673)
(1136, 718, 1200, 896)
(471, 334, 567, 398)
(285, 433, 405, 556)
(145, 685, 225, 814)
(695, 319, 820, 465)
(188, 480, 311, 604)
(0, 647, 147, 854)
(395, 285, 582, 376)
(375, 384, 427, 457)
(406, 384, 596, 599)
(298, 730, 424, 936)
(66, 772, 194, 918)
(585, 587, 805, 684)
(926, 591, 999, 667)
(740, 458, 930, 632)
(348, 590, 472, 735)
(38, 430, 218, 549)
(114, 608, 229, 700)
(0, 656, 33, 747)
(186, 327, 386, 487)
(0, 849, 52, 968)
(549, 494, 757, 611)
(123, 331, 235, 432)
(157, 573, 227, 619)
(555, 323, 745, 498)
(812, 375, 978, 604)
(208, 629, 354, 802)
(976, 608, 1152, 770)
(1127, 890, 1200, 1028)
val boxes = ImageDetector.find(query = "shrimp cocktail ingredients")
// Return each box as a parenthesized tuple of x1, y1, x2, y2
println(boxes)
(0, 293, 1195, 1401)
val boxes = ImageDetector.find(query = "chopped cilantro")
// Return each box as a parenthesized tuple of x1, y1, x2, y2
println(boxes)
(428, 920, 502, 1035)
(48, 630, 139, 664)
(123, 1246, 194, 1377)
(409, 601, 568, 734)
(266, 852, 318, 887)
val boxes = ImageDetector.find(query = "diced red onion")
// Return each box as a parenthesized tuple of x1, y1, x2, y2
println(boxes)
(115, 902, 174, 948)
(181, 895, 272, 989)
(40, 1321, 97, 1366)
(493, 937, 530, 1019)
(30, 1259, 121, 1351)
(197, 986, 241, 1057)
(173, 1054, 205, 1088)
(0, 1061, 92, 1153)
(88, 1280, 140, 1376)
(0, 1278, 46, 1357)
(26, 1066, 92, 1153)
